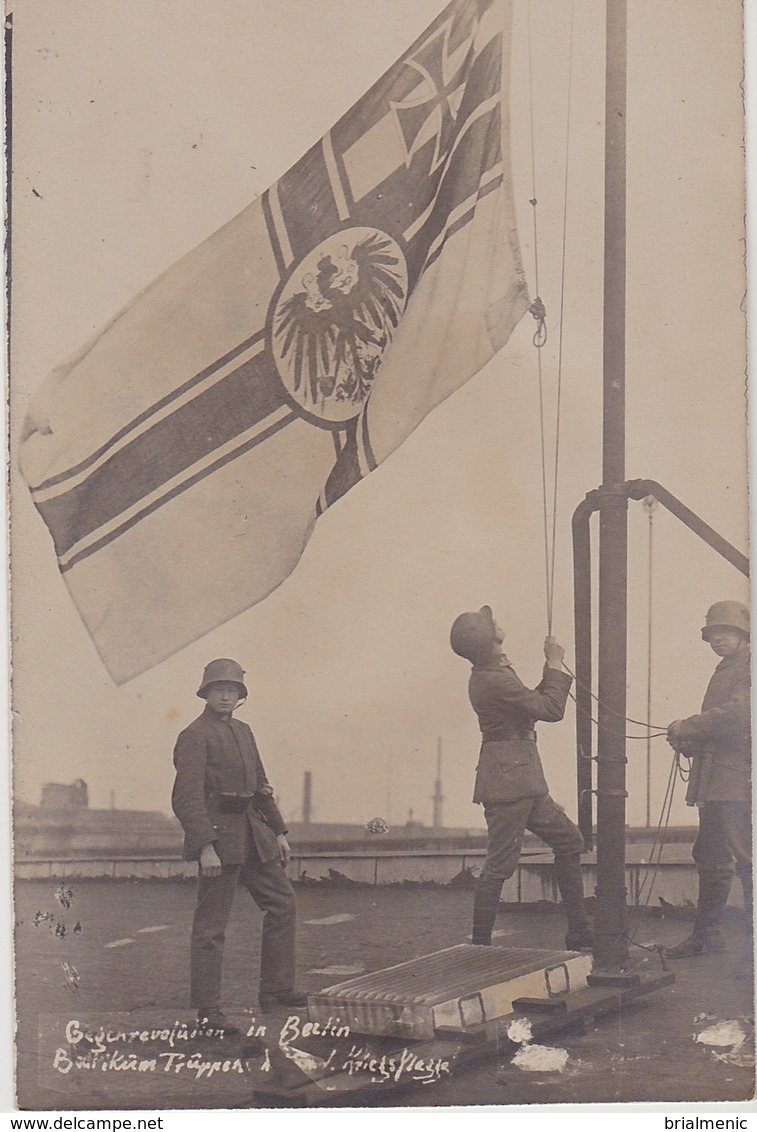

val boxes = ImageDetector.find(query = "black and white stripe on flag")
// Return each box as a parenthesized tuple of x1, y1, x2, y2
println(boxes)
(20, 0, 529, 682)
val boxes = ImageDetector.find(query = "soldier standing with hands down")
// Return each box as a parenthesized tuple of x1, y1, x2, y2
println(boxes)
(172, 658, 306, 1032)
(450, 607, 593, 950)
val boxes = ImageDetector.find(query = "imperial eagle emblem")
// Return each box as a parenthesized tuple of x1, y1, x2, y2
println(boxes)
(272, 227, 408, 423)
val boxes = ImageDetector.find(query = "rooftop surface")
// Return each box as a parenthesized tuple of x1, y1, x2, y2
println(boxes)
(14, 879, 755, 1111)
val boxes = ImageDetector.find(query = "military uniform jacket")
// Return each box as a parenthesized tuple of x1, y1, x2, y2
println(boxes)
(469, 657, 572, 804)
(676, 646, 752, 807)
(172, 706, 287, 865)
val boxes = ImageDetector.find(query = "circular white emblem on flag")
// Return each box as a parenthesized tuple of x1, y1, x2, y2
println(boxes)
(272, 227, 408, 423)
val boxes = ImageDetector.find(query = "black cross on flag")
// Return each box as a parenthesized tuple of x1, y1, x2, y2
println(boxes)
(392, 5, 479, 171)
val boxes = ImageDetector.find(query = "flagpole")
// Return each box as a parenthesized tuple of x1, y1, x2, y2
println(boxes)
(594, 0, 629, 969)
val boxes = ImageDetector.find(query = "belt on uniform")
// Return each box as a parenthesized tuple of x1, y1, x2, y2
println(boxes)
(217, 792, 254, 813)
(484, 730, 537, 742)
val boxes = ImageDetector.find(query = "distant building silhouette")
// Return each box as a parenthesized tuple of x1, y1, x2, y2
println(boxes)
(14, 781, 182, 861)
(40, 779, 89, 810)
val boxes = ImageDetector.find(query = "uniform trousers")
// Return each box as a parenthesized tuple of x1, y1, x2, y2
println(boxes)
(472, 793, 588, 945)
(692, 801, 753, 931)
(190, 834, 297, 1011)
(481, 793, 585, 880)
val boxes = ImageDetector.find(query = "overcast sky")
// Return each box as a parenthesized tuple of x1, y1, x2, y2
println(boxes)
(9, 0, 749, 832)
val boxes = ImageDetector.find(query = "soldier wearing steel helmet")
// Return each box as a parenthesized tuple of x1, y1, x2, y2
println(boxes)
(450, 607, 592, 950)
(171, 658, 306, 1030)
(664, 601, 752, 959)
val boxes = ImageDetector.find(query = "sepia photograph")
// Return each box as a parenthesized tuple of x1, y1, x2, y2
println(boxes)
(7, 0, 754, 1114)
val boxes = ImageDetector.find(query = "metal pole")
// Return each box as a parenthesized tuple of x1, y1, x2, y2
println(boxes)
(572, 494, 597, 849)
(644, 496, 658, 828)
(594, 0, 629, 969)
(627, 479, 749, 576)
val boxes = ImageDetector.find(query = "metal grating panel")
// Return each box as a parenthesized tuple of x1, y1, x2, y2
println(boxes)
(318, 945, 576, 1002)
(308, 945, 593, 1039)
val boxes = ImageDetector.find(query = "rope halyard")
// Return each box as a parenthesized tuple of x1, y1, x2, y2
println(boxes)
(625, 752, 681, 958)
(527, 0, 576, 636)
(549, 0, 575, 634)
(593, 752, 680, 969)
(563, 661, 670, 734)
(526, 1, 553, 632)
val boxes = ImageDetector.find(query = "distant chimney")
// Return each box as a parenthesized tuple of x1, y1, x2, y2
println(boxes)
(303, 771, 313, 825)
(432, 738, 444, 828)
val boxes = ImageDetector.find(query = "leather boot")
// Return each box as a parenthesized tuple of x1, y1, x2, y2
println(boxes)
(666, 868, 731, 958)
(472, 875, 504, 945)
(733, 866, 754, 977)
(554, 852, 593, 950)
(739, 865, 753, 949)
(665, 928, 724, 958)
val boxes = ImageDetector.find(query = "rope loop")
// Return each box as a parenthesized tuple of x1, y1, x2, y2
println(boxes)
(529, 296, 548, 347)
(675, 750, 691, 782)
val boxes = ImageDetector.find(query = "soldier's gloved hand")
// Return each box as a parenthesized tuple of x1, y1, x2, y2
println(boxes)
(199, 843, 223, 877)
(544, 636, 565, 669)
(277, 834, 291, 871)
(667, 720, 683, 750)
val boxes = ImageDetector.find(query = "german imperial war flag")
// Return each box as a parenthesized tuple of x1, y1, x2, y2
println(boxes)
(20, 0, 529, 684)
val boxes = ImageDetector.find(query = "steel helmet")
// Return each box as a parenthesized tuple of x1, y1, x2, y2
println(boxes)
(701, 601, 750, 641)
(450, 606, 497, 663)
(197, 658, 248, 699)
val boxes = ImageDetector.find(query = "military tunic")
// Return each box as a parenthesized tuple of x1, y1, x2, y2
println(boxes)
(172, 705, 286, 863)
(675, 648, 752, 806)
(468, 655, 583, 882)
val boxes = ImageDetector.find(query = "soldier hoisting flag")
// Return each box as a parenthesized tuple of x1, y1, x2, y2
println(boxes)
(20, 0, 530, 683)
